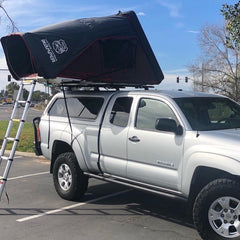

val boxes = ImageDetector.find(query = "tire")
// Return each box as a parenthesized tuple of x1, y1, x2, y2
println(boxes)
(53, 152, 89, 201)
(193, 179, 240, 240)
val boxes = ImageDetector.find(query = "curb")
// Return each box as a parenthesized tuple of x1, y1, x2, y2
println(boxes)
(5, 150, 46, 159)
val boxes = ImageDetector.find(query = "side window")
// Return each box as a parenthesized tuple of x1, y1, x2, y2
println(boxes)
(136, 98, 177, 131)
(49, 99, 67, 116)
(49, 97, 104, 119)
(110, 97, 133, 127)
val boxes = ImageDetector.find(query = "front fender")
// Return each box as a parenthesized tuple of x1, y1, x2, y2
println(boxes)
(181, 152, 240, 196)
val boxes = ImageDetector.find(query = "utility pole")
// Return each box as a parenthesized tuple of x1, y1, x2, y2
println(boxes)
(201, 63, 204, 92)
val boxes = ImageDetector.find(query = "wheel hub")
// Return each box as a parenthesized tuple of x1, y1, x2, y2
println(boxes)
(222, 209, 237, 223)
(63, 172, 69, 181)
(58, 163, 72, 191)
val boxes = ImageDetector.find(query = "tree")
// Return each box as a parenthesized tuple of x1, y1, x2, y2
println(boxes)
(221, 1, 240, 48)
(32, 90, 50, 102)
(188, 23, 240, 102)
(0, 0, 19, 33)
(23, 88, 29, 100)
(5, 82, 19, 97)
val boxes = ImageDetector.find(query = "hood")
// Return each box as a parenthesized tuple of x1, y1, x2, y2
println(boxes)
(202, 128, 240, 142)
(199, 129, 240, 160)
(0, 11, 164, 87)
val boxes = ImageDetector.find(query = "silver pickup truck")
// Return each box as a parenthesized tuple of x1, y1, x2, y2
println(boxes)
(34, 89, 240, 240)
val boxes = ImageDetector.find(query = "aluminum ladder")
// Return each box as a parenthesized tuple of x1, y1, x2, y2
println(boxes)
(0, 79, 36, 199)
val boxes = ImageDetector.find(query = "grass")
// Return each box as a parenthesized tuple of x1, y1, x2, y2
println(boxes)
(0, 121, 34, 152)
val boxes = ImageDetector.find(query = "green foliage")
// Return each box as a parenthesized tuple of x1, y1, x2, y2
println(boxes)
(4, 83, 50, 101)
(23, 88, 29, 100)
(32, 90, 50, 102)
(221, 1, 240, 48)
(5, 82, 19, 97)
(0, 121, 34, 152)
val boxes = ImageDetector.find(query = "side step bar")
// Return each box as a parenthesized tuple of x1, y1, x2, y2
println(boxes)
(84, 172, 187, 201)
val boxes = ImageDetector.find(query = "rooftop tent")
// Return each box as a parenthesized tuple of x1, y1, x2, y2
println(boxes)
(1, 11, 164, 86)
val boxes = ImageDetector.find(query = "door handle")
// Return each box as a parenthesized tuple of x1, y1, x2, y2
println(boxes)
(128, 136, 140, 142)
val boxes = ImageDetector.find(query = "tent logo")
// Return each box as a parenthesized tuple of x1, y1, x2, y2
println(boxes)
(52, 39, 68, 54)
(41, 39, 57, 63)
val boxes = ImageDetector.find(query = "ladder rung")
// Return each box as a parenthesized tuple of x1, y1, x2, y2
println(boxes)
(0, 156, 13, 162)
(12, 119, 20, 122)
(1, 156, 9, 161)
(12, 119, 24, 122)
(17, 100, 27, 104)
(6, 137, 17, 141)
(0, 177, 6, 184)
(23, 80, 33, 85)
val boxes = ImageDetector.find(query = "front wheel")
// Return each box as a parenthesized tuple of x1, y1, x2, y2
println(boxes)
(193, 179, 240, 240)
(53, 152, 88, 201)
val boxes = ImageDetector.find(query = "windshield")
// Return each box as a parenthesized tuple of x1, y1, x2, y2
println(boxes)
(174, 97, 240, 130)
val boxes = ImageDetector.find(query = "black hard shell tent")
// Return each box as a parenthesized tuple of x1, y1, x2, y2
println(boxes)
(1, 11, 164, 86)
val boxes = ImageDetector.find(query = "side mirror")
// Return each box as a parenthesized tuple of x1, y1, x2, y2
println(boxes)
(155, 118, 183, 135)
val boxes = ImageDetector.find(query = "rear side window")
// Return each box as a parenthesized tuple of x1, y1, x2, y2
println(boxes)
(49, 97, 104, 119)
(110, 97, 133, 127)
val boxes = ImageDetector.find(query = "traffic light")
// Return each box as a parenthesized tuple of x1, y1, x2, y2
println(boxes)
(7, 75, 11, 82)
(177, 76, 180, 83)
(185, 77, 188, 83)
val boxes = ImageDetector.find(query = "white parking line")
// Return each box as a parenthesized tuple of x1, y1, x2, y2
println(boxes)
(16, 189, 131, 223)
(8, 172, 49, 181)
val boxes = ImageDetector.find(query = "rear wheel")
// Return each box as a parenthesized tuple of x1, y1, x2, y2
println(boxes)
(193, 179, 240, 240)
(53, 152, 88, 201)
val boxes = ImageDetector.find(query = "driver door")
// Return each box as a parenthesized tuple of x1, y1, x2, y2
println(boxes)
(127, 97, 184, 190)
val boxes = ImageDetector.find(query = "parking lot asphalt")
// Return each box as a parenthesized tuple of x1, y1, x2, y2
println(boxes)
(0, 152, 201, 240)
(0, 104, 43, 122)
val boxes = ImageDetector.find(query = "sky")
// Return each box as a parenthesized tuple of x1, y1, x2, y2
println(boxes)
(0, 0, 238, 92)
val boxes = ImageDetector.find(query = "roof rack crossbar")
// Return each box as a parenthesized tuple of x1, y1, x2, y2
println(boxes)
(20, 76, 155, 90)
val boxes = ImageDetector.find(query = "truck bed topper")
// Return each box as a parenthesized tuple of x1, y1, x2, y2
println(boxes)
(1, 11, 164, 87)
